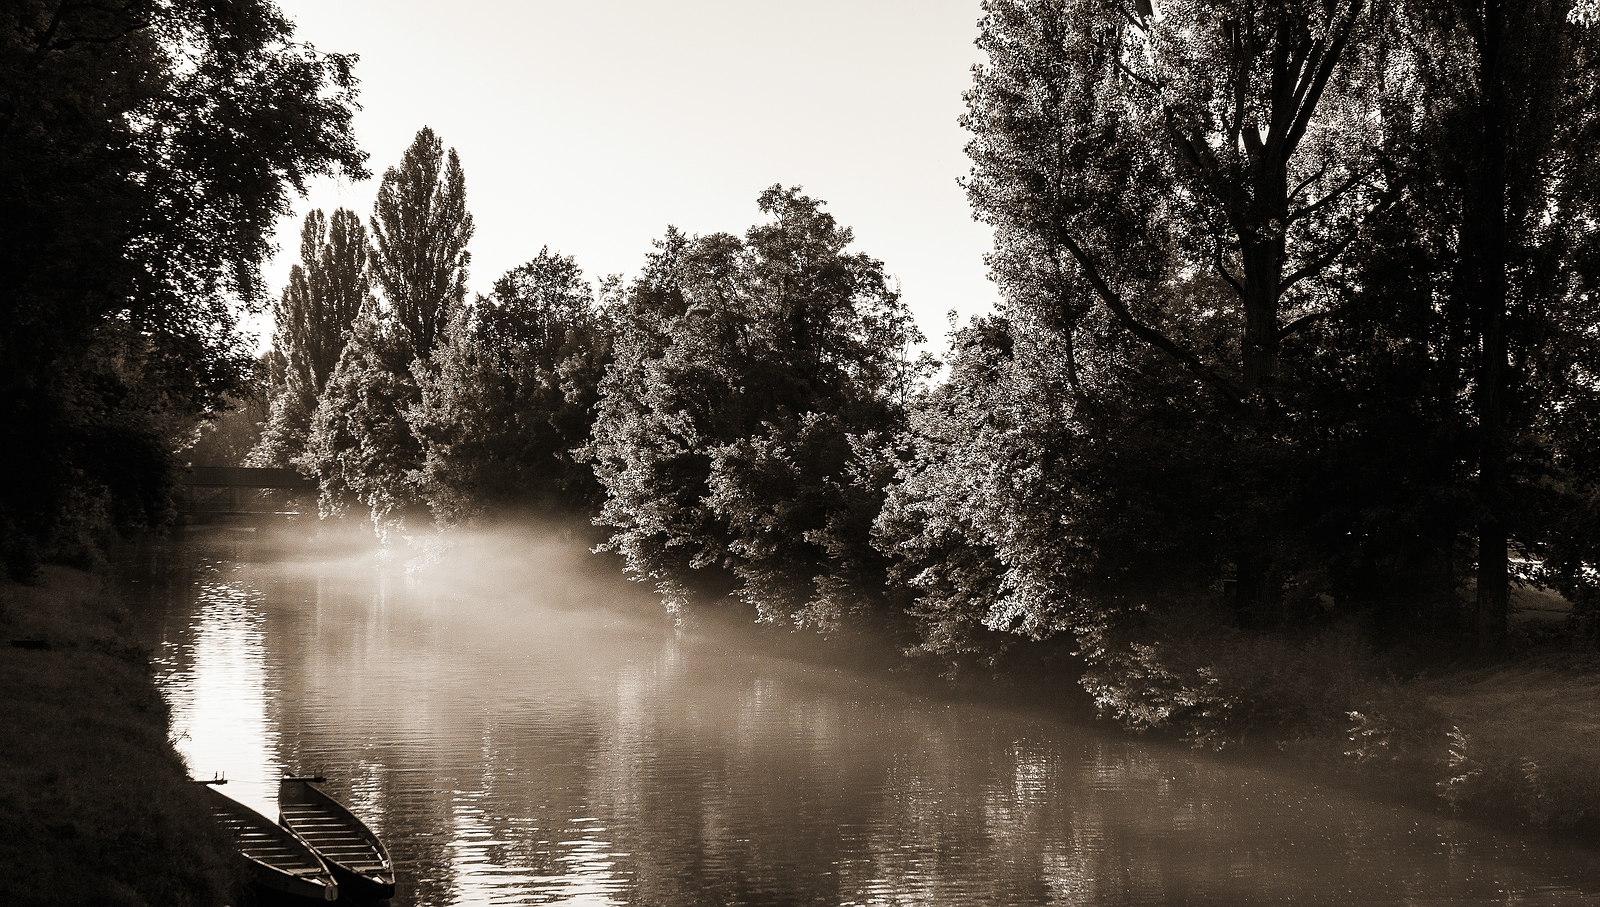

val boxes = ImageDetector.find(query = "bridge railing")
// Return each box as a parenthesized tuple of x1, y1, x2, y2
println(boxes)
(178, 466, 318, 519)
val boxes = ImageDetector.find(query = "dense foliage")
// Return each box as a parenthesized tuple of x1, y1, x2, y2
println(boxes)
(299, 127, 473, 529)
(411, 250, 613, 522)
(893, 0, 1600, 674)
(0, 0, 365, 577)
(252, 208, 371, 468)
(586, 187, 927, 627)
(13, 0, 1600, 764)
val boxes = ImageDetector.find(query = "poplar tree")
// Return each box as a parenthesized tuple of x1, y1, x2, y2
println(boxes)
(253, 208, 371, 467)
(369, 127, 474, 362)
(302, 129, 474, 533)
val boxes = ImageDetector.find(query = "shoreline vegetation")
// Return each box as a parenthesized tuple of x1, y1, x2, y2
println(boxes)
(6, 0, 1600, 901)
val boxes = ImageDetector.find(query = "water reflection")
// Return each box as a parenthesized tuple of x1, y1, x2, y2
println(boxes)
(126, 527, 1600, 906)
(152, 567, 281, 816)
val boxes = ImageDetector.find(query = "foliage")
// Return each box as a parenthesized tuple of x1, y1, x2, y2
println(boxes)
(411, 249, 613, 522)
(927, 0, 1600, 680)
(0, 0, 365, 576)
(1423, 654, 1600, 828)
(369, 126, 474, 361)
(301, 128, 475, 536)
(588, 187, 927, 628)
(302, 311, 423, 532)
(186, 391, 270, 468)
(958, 0, 1424, 628)
(252, 208, 371, 468)
(874, 315, 1083, 669)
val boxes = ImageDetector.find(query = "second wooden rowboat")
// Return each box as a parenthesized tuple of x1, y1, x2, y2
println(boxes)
(278, 778, 397, 901)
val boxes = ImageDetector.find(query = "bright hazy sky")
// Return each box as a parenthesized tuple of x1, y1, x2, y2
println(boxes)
(264, 0, 997, 353)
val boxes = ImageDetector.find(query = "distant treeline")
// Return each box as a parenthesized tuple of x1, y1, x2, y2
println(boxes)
(7, 1, 1600, 728)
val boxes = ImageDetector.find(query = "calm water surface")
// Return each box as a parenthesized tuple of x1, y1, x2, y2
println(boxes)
(124, 526, 1600, 906)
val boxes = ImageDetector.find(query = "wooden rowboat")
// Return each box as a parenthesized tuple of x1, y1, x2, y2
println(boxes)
(279, 778, 397, 901)
(199, 784, 338, 902)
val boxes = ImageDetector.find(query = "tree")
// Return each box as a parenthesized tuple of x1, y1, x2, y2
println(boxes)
(587, 187, 926, 627)
(302, 310, 422, 531)
(874, 315, 1082, 671)
(963, 0, 1407, 621)
(0, 0, 365, 576)
(411, 250, 613, 522)
(369, 127, 474, 362)
(252, 208, 371, 467)
(301, 129, 475, 534)
(1404, 0, 1600, 648)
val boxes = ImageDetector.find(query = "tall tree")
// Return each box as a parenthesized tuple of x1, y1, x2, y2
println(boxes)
(963, 0, 1409, 621)
(0, 0, 364, 576)
(965, 0, 1397, 406)
(1406, 0, 1600, 647)
(369, 127, 474, 362)
(252, 208, 371, 468)
(302, 310, 422, 531)
(302, 129, 475, 533)
(588, 187, 926, 627)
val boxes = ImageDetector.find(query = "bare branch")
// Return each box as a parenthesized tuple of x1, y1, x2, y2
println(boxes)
(1282, 184, 1399, 290)
(1286, 165, 1378, 225)
(1277, 306, 1343, 340)
(1054, 225, 1243, 401)
(1289, 162, 1331, 206)
(1281, 231, 1361, 292)
(1213, 247, 1247, 301)
(1285, 0, 1365, 155)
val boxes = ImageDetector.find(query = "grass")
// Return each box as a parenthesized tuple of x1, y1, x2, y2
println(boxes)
(1420, 651, 1600, 829)
(0, 566, 235, 907)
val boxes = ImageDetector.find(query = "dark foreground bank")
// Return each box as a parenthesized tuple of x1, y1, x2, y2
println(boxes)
(0, 566, 235, 907)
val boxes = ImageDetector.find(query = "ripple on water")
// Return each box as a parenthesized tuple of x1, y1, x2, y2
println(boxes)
(133, 529, 1600, 907)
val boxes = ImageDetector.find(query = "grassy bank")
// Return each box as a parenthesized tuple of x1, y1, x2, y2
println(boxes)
(0, 566, 234, 907)
(1082, 595, 1600, 835)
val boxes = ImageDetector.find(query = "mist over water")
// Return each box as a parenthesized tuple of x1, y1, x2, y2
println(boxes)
(124, 525, 1600, 906)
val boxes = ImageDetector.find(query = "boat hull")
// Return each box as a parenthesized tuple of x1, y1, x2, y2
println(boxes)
(279, 779, 397, 902)
(200, 785, 339, 903)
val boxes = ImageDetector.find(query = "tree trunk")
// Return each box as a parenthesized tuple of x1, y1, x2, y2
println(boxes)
(1471, 0, 1511, 652)
(1234, 160, 1290, 626)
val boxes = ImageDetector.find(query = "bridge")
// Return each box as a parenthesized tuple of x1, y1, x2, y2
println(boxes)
(178, 466, 317, 521)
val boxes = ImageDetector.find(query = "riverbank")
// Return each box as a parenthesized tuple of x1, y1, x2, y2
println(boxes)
(0, 566, 233, 907)
(1081, 597, 1600, 837)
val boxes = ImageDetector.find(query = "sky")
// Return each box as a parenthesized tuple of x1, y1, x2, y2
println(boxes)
(263, 0, 997, 353)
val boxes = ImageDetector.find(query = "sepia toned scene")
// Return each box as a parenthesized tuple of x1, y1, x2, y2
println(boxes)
(4, 1, 1600, 905)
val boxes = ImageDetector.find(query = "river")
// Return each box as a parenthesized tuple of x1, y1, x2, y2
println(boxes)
(122, 525, 1600, 906)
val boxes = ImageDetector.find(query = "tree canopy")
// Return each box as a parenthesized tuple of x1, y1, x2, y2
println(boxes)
(587, 187, 927, 627)
(252, 208, 371, 468)
(370, 126, 474, 362)
(0, 0, 365, 575)
(411, 249, 613, 522)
